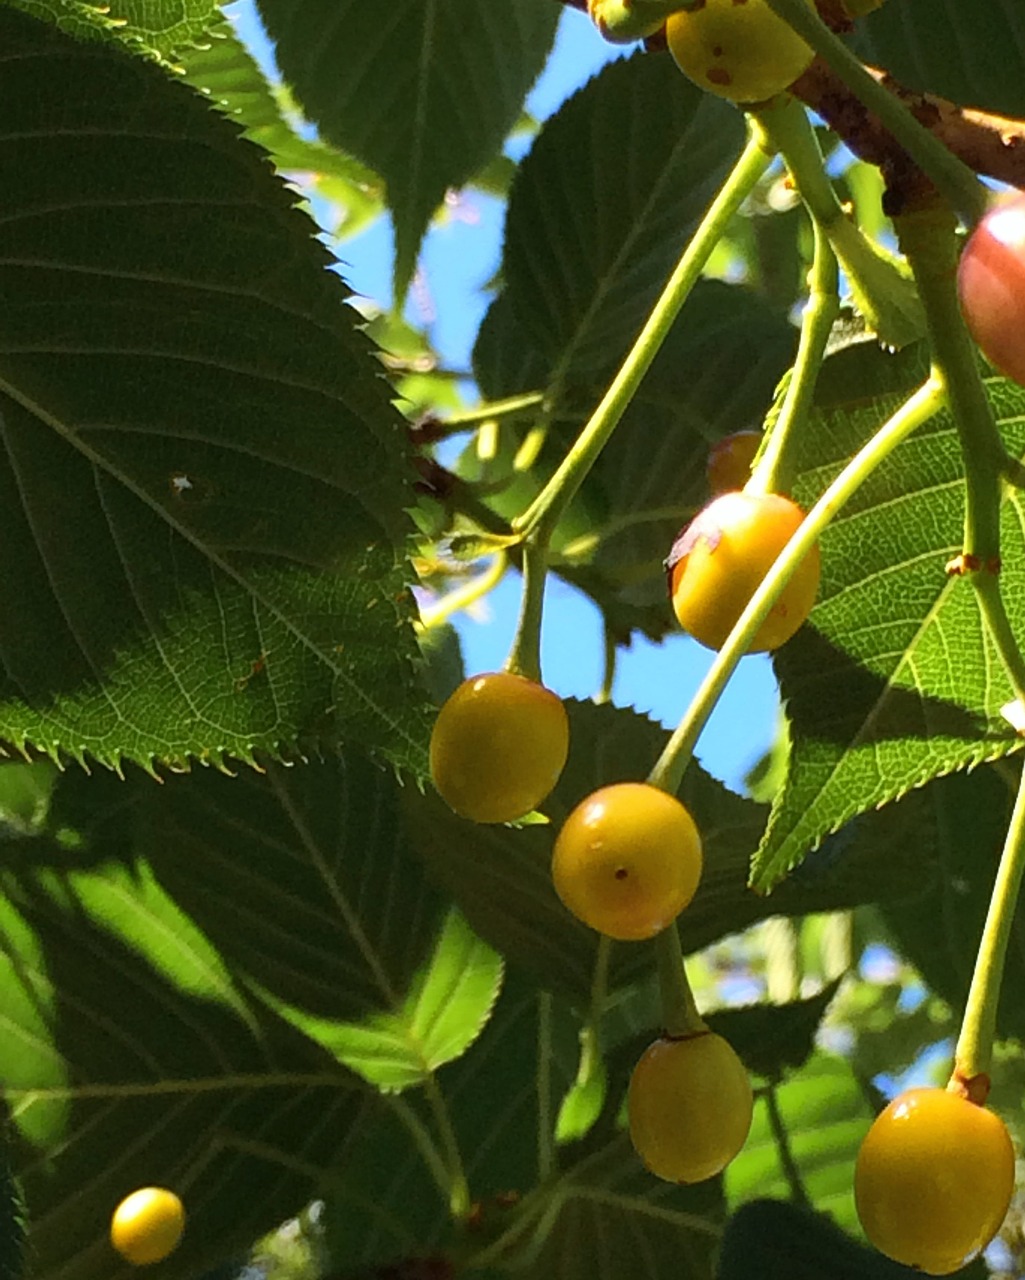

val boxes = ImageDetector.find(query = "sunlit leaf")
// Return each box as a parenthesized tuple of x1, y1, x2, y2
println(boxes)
(753, 364, 1025, 889)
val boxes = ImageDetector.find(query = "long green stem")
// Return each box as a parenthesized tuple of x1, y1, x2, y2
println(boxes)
(439, 391, 544, 431)
(896, 207, 1005, 562)
(648, 377, 943, 796)
(764, 1084, 811, 1208)
(762, 0, 989, 228)
(513, 127, 775, 545)
(749, 216, 838, 496)
(654, 924, 706, 1038)
(423, 1073, 472, 1220)
(895, 206, 1025, 707)
(975, 575, 1025, 711)
(953, 762, 1025, 1091)
(753, 95, 924, 350)
(505, 540, 548, 681)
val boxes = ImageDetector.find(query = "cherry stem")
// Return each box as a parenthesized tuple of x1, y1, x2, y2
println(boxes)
(512, 126, 775, 548)
(647, 377, 943, 809)
(434, 391, 546, 432)
(418, 553, 508, 631)
(895, 205, 1025, 709)
(505, 540, 549, 682)
(953, 761, 1025, 1088)
(764, 1084, 812, 1209)
(747, 198, 838, 497)
(762, 0, 989, 228)
(502, 126, 776, 684)
(752, 94, 922, 356)
(654, 923, 707, 1038)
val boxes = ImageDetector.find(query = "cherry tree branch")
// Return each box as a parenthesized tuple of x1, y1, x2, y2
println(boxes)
(793, 58, 1025, 198)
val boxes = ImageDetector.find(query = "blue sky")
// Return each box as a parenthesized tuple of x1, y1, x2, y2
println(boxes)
(229, 1, 781, 793)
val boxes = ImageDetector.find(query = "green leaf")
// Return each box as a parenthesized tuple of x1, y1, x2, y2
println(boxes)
(855, 0, 1025, 116)
(0, 834, 361, 1280)
(262, 908, 503, 1091)
(4, 0, 220, 59)
(103, 0, 218, 57)
(0, 10, 430, 776)
(127, 755, 501, 1091)
(878, 764, 1025, 1041)
(499, 52, 747, 386)
(178, 14, 387, 220)
(725, 1053, 874, 1235)
(0, 0, 129, 46)
(322, 972, 581, 1271)
(256, 0, 560, 300)
(717, 1199, 928, 1280)
(706, 981, 842, 1084)
(753, 365, 1025, 890)
(0, 747, 505, 1276)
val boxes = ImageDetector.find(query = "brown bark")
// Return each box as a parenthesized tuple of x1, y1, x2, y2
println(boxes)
(792, 58, 1025, 195)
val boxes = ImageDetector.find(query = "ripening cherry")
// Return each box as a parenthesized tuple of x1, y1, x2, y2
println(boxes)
(665, 0, 815, 105)
(429, 671, 569, 824)
(958, 194, 1025, 387)
(110, 1187, 186, 1266)
(707, 430, 762, 495)
(666, 491, 819, 652)
(551, 782, 702, 941)
(855, 1087, 1015, 1275)
(629, 1032, 754, 1183)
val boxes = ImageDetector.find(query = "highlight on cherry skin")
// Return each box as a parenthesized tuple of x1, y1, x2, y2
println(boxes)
(429, 670, 570, 824)
(957, 192, 1025, 388)
(110, 1187, 186, 1266)
(854, 1086, 1015, 1275)
(665, 0, 815, 105)
(551, 781, 702, 941)
(666, 490, 820, 653)
(628, 1032, 754, 1183)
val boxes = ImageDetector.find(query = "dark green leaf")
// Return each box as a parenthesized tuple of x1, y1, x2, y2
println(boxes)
(256, 0, 560, 299)
(94, 756, 501, 1090)
(500, 52, 746, 385)
(0, 747, 505, 1276)
(717, 1199, 929, 1280)
(0, 10, 430, 775)
(706, 980, 843, 1083)
(0, 837, 361, 1280)
(0, 1129, 26, 1280)
(878, 764, 1025, 1041)
(855, 0, 1025, 116)
(322, 971, 579, 1271)
(178, 14, 386, 223)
